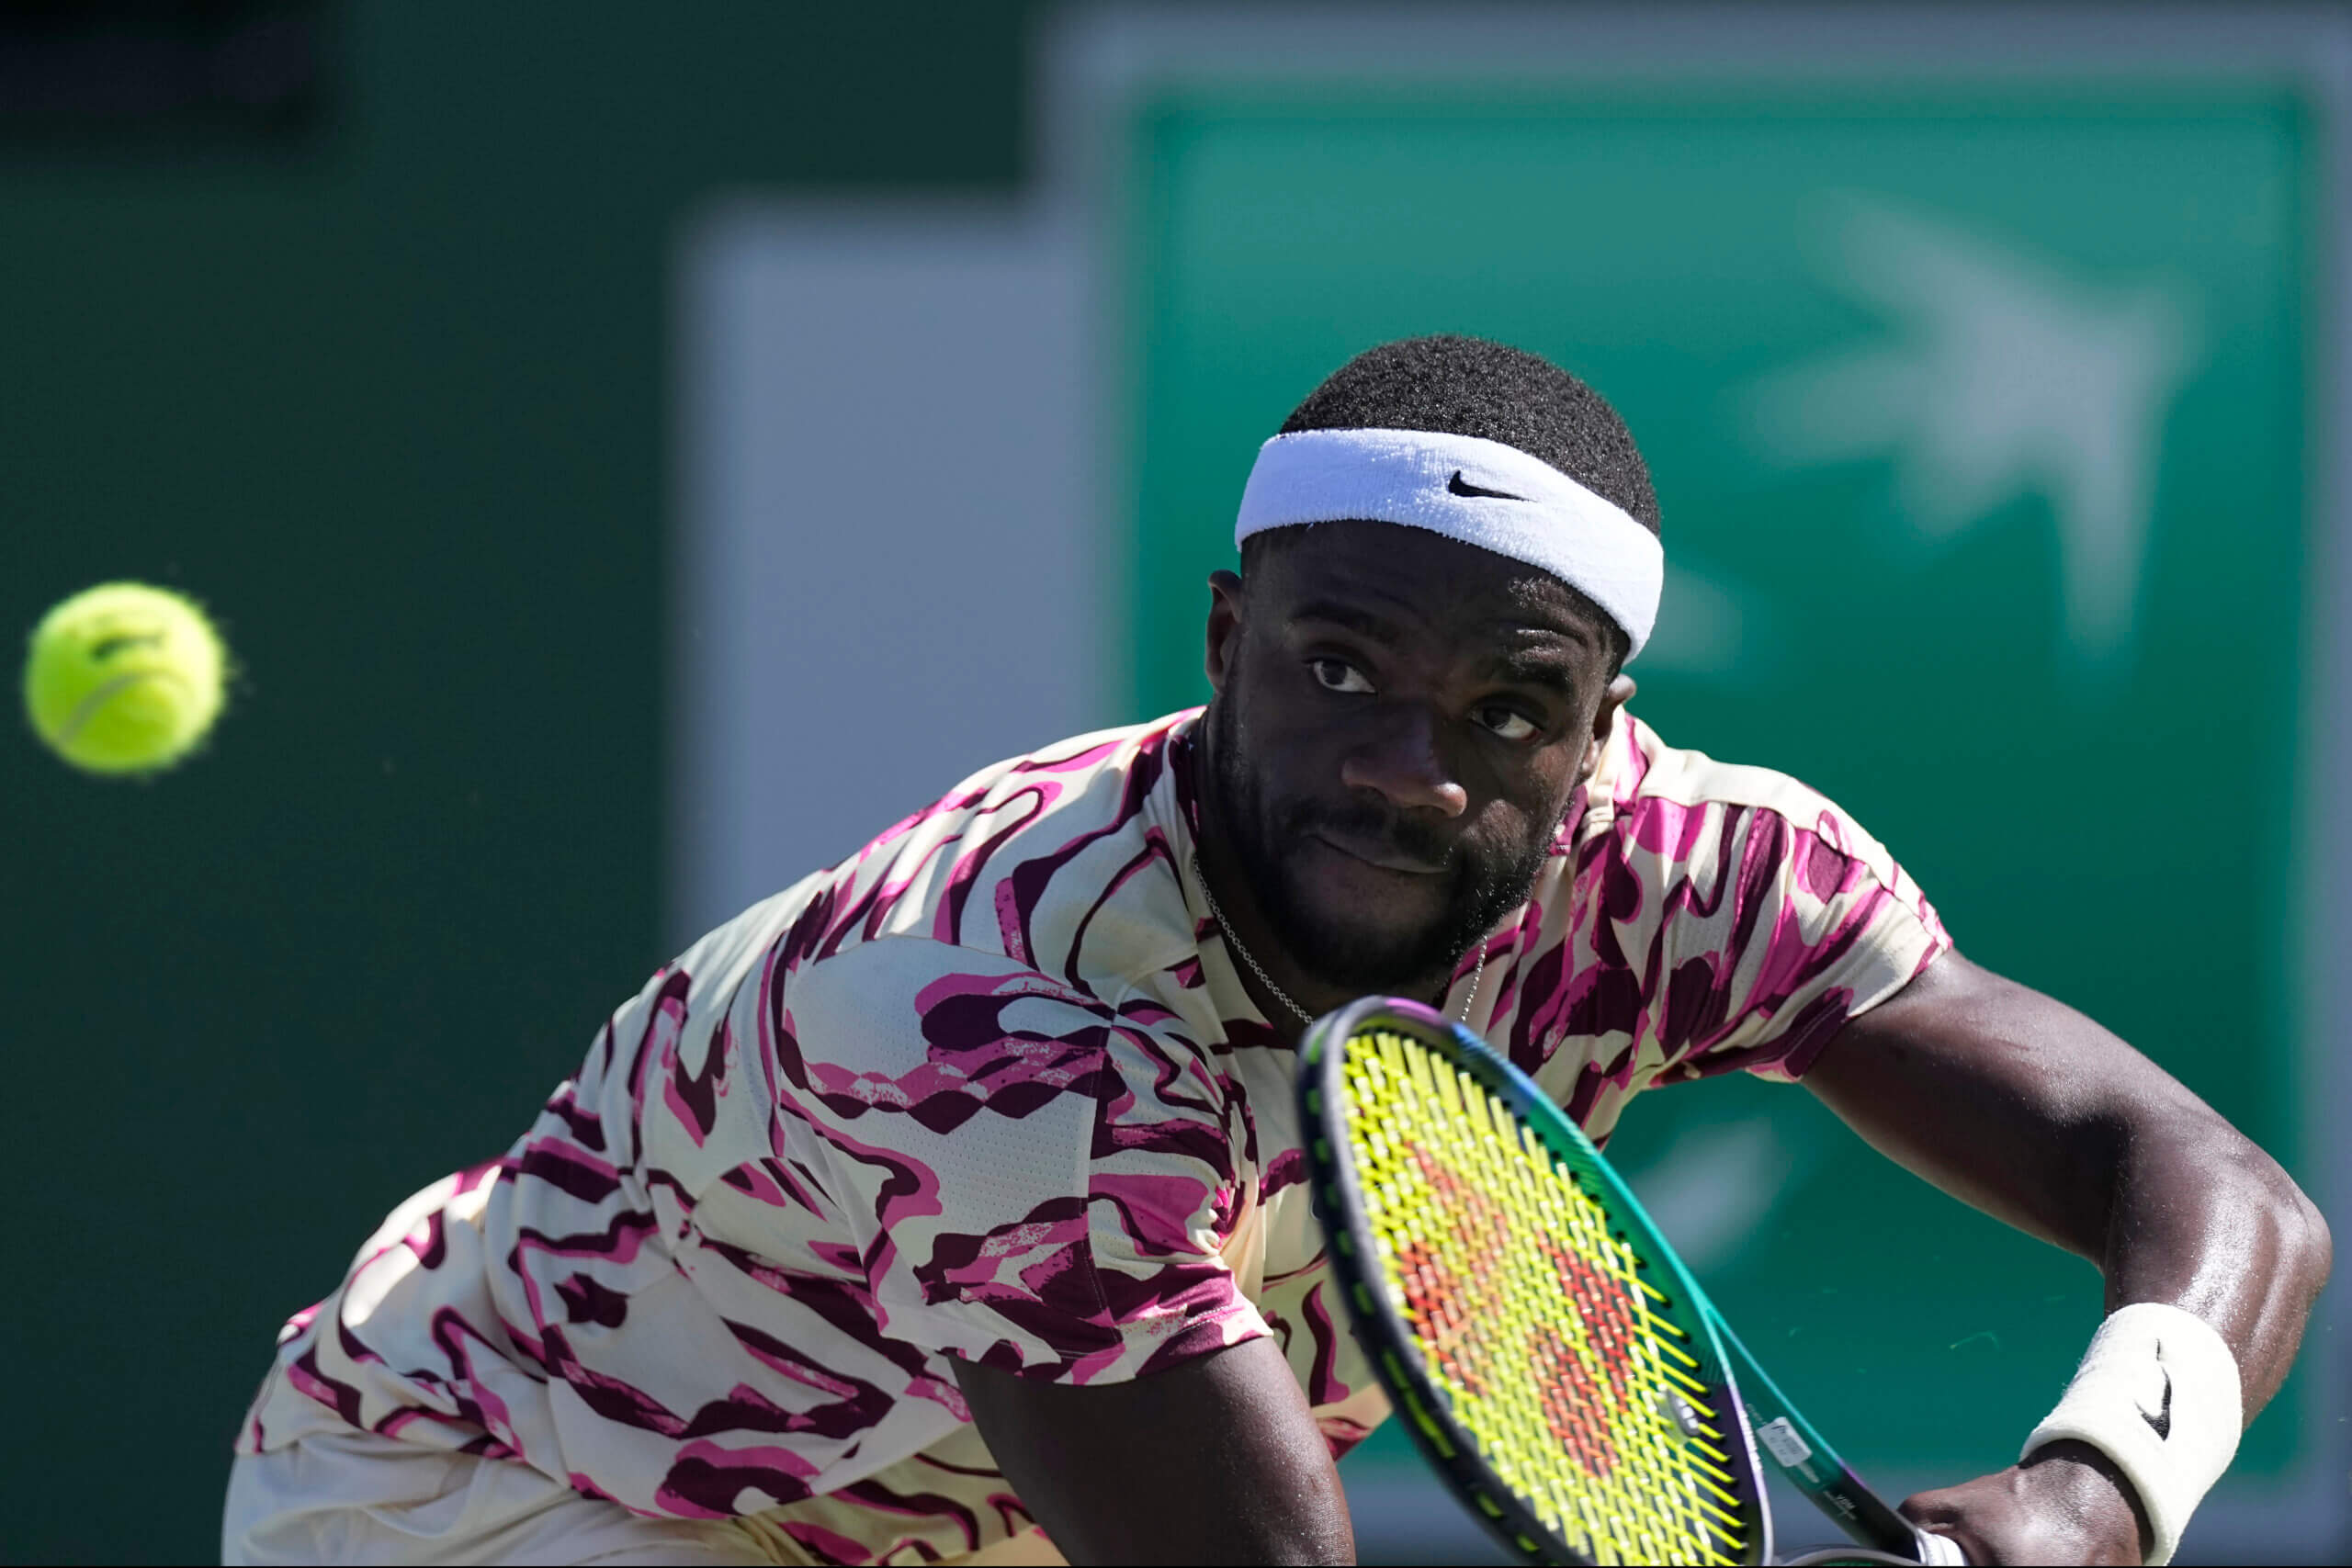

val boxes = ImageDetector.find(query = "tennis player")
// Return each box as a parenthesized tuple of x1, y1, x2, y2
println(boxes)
(225, 336, 2328, 1566)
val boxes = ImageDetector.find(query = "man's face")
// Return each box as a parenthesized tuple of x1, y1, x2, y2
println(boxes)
(1204, 520, 1633, 993)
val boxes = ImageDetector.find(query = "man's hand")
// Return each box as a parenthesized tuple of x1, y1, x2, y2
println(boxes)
(1900, 1440, 2150, 1566)
(954, 1337, 1353, 1565)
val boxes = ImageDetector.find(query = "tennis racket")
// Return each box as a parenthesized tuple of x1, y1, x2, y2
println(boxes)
(1297, 996, 1966, 1567)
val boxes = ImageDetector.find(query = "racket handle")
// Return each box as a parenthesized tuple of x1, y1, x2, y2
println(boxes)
(1911, 1526, 1968, 1565)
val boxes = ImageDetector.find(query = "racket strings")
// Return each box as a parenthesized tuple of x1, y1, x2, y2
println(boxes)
(1346, 1029, 1750, 1567)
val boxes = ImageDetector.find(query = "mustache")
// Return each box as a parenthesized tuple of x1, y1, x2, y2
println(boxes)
(1273, 796, 1462, 873)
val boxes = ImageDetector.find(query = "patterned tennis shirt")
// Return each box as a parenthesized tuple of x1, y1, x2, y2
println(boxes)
(237, 708, 1949, 1563)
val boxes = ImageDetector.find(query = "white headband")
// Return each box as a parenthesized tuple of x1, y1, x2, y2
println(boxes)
(1233, 427, 1663, 658)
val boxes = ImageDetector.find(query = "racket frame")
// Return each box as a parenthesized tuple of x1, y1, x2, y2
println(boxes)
(1299, 996, 1775, 1567)
(1717, 1322, 1927, 1554)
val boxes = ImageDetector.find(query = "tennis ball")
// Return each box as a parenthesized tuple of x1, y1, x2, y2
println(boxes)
(23, 582, 228, 775)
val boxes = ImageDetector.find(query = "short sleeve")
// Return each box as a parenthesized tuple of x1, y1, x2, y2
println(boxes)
(1628, 795, 1951, 1088)
(783, 939, 1270, 1386)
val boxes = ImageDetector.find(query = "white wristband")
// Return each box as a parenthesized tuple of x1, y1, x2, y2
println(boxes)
(2021, 1303, 2243, 1565)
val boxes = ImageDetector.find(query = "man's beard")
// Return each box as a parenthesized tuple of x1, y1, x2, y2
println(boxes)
(1206, 699, 1554, 994)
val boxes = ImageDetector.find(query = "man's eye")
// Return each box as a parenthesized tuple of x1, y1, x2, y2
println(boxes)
(1310, 659, 1375, 694)
(1474, 705, 1539, 742)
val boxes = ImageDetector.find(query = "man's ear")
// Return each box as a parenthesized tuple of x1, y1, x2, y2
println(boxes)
(1204, 570, 1245, 695)
(1582, 673, 1635, 779)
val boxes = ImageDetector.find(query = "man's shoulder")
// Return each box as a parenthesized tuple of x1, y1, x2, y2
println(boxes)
(1580, 713, 1906, 882)
(921, 711, 1200, 844)
(703, 712, 1205, 991)
(1598, 714, 1835, 819)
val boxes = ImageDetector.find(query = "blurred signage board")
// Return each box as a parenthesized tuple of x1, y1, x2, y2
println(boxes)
(1048, 4, 2351, 1555)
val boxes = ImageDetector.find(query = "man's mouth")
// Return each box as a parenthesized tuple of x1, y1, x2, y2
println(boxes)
(1306, 826, 1450, 877)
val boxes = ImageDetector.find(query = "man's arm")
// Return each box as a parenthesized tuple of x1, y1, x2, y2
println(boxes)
(955, 1337, 1354, 1566)
(1804, 950, 2333, 1564)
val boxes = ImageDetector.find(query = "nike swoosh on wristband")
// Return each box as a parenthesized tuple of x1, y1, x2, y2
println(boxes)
(1447, 469, 1529, 502)
(2140, 1361, 2173, 1440)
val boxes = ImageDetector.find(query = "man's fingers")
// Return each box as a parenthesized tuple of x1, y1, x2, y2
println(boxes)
(1898, 1486, 1967, 1529)
(1899, 1482, 2008, 1565)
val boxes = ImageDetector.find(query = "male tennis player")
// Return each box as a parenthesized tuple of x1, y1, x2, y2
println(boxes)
(227, 336, 2327, 1566)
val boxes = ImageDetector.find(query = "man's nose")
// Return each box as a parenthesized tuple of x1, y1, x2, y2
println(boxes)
(1338, 706, 1470, 818)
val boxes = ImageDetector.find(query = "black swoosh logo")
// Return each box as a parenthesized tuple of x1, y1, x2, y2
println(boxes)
(1447, 469, 1528, 502)
(2139, 1362, 2173, 1440)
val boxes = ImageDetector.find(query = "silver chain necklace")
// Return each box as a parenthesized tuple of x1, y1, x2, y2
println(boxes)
(1191, 850, 1485, 1028)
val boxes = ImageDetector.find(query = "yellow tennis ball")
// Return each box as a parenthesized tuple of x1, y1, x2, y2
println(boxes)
(23, 582, 229, 775)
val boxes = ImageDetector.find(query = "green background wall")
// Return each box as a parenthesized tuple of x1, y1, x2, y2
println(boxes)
(1121, 83, 2316, 1484)
(0, 6, 1030, 1561)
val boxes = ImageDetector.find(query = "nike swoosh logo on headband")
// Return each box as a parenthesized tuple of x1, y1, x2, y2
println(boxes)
(1447, 470, 1528, 502)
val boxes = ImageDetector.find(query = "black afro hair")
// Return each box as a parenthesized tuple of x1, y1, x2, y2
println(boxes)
(1276, 334, 1660, 536)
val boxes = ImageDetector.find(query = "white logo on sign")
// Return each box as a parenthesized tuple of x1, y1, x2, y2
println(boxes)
(1637, 562, 1781, 684)
(1747, 199, 2199, 679)
(1624, 1116, 1796, 1273)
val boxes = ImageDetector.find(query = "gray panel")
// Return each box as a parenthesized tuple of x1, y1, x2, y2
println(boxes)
(669, 203, 1099, 948)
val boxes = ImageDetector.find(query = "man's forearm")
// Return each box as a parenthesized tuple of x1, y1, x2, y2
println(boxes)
(1809, 951, 2333, 1562)
(1810, 950, 2332, 1425)
(956, 1338, 1355, 1565)
(2102, 1112, 2332, 1420)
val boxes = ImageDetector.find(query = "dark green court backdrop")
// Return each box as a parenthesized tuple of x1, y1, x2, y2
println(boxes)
(1125, 83, 2317, 1488)
(0, 6, 1031, 1562)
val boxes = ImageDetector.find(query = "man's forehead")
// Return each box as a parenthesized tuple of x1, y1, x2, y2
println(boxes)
(1257, 519, 1609, 649)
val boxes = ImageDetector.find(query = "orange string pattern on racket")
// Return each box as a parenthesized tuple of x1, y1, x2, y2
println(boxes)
(1344, 1028, 1749, 1566)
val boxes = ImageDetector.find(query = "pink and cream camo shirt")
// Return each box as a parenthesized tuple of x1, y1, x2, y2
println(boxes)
(238, 708, 1949, 1563)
